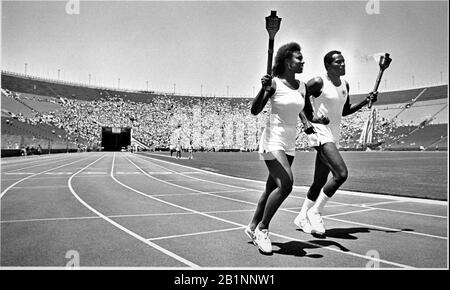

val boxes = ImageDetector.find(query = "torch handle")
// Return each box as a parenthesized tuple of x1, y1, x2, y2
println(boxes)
(368, 68, 385, 109)
(267, 38, 274, 75)
(264, 38, 275, 91)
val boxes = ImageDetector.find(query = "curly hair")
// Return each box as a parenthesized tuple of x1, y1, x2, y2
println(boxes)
(272, 42, 301, 77)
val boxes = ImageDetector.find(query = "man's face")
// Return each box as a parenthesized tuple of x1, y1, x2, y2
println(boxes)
(328, 53, 345, 76)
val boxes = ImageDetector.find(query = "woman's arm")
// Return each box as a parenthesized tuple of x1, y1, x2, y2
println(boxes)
(251, 75, 276, 115)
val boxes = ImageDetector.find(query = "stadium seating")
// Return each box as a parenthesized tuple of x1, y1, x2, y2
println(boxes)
(1, 71, 448, 152)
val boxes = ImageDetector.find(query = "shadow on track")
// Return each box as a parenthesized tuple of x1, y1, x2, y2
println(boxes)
(316, 227, 413, 240)
(270, 227, 414, 258)
(271, 239, 350, 258)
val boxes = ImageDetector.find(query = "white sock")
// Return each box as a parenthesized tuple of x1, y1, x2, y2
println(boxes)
(310, 190, 330, 214)
(299, 198, 315, 218)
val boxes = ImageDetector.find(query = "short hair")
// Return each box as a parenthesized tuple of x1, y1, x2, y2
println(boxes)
(324, 50, 341, 70)
(272, 42, 301, 77)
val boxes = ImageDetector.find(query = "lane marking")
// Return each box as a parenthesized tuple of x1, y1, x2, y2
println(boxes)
(68, 153, 198, 268)
(141, 152, 447, 205)
(8, 185, 68, 190)
(117, 154, 415, 269)
(130, 153, 448, 240)
(152, 189, 255, 197)
(0, 156, 92, 200)
(137, 154, 449, 223)
(147, 226, 244, 241)
(1, 209, 257, 224)
(2, 156, 77, 173)
(324, 208, 378, 218)
(2, 173, 35, 175)
(0, 154, 70, 167)
(325, 216, 447, 241)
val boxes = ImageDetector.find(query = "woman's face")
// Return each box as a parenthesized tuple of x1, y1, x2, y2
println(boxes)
(287, 51, 305, 73)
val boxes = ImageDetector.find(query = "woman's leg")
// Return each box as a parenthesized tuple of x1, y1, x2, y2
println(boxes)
(248, 174, 278, 231)
(258, 151, 294, 231)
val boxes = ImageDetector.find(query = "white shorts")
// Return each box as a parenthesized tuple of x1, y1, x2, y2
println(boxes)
(307, 123, 340, 148)
(258, 125, 296, 160)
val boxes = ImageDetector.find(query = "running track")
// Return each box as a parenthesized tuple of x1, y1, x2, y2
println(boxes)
(0, 152, 447, 269)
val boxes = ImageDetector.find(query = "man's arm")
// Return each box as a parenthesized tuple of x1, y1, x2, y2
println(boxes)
(303, 77, 323, 121)
(342, 81, 378, 116)
(304, 77, 330, 124)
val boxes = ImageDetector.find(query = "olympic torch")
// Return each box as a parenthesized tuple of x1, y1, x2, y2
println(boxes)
(265, 11, 281, 89)
(369, 53, 392, 108)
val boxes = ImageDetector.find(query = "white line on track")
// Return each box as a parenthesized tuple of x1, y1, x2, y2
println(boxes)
(147, 226, 244, 241)
(367, 207, 447, 219)
(2, 173, 35, 175)
(2, 176, 80, 181)
(151, 189, 255, 197)
(324, 208, 377, 218)
(137, 154, 449, 224)
(130, 153, 447, 242)
(142, 152, 447, 206)
(324, 216, 447, 240)
(0, 209, 257, 224)
(1, 155, 77, 173)
(0, 154, 69, 166)
(67, 153, 198, 268)
(118, 153, 415, 268)
(363, 200, 405, 207)
(7, 185, 69, 190)
(0, 156, 92, 199)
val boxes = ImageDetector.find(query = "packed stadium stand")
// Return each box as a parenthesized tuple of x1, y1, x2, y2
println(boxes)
(1, 71, 448, 156)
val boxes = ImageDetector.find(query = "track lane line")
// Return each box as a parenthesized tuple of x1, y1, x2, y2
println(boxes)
(2, 155, 80, 173)
(66, 153, 198, 268)
(132, 157, 447, 239)
(147, 226, 244, 241)
(0, 209, 257, 224)
(0, 154, 70, 167)
(117, 153, 415, 268)
(107, 153, 198, 267)
(0, 155, 93, 199)
(140, 152, 447, 206)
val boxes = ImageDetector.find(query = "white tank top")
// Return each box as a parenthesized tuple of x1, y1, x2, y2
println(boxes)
(310, 75, 348, 143)
(267, 77, 306, 128)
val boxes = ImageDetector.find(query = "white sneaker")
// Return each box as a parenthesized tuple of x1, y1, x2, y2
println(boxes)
(294, 214, 313, 234)
(244, 225, 255, 244)
(307, 210, 326, 235)
(254, 228, 272, 254)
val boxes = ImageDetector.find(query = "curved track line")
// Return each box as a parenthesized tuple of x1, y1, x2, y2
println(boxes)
(138, 154, 447, 209)
(132, 154, 447, 240)
(67, 153, 198, 268)
(0, 156, 92, 199)
(2, 155, 76, 173)
(140, 152, 447, 206)
(119, 154, 414, 268)
(0, 154, 69, 166)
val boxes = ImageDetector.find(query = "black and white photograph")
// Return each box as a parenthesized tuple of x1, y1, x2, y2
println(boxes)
(0, 0, 448, 279)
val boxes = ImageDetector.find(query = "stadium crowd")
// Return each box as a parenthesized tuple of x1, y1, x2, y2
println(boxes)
(2, 88, 404, 152)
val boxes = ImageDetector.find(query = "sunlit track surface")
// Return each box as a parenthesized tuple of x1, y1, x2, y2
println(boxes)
(1, 152, 447, 268)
